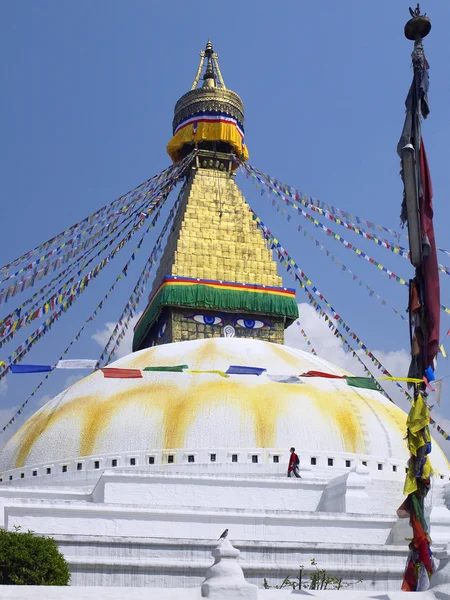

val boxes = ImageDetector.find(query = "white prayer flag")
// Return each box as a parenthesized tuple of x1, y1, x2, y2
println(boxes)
(56, 359, 98, 370)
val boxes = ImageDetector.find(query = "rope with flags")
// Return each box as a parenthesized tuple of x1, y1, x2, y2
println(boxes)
(0, 153, 197, 382)
(250, 182, 408, 323)
(249, 209, 403, 404)
(0, 190, 194, 434)
(243, 162, 450, 260)
(0, 181, 174, 355)
(0, 159, 189, 334)
(0, 155, 193, 301)
(243, 163, 450, 318)
(0, 160, 185, 279)
(98, 180, 188, 365)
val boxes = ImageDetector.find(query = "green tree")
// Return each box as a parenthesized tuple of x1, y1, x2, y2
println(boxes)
(0, 527, 70, 586)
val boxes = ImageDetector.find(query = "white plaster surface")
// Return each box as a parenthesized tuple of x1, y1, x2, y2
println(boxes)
(1, 338, 448, 475)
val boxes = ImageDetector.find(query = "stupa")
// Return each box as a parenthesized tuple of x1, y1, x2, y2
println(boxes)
(0, 41, 449, 593)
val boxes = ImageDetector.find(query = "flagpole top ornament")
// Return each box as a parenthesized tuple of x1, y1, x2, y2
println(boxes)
(404, 4, 431, 41)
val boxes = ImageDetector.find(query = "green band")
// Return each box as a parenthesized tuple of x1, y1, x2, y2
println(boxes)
(133, 283, 298, 350)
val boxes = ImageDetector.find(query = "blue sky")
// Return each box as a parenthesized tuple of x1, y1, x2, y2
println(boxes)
(1, 1, 450, 455)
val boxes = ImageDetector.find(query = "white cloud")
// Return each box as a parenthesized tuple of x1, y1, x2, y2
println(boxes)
(0, 405, 20, 444)
(285, 303, 412, 409)
(36, 394, 52, 408)
(92, 312, 142, 360)
(285, 303, 410, 375)
(64, 374, 85, 389)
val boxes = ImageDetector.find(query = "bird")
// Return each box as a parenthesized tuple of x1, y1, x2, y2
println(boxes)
(218, 529, 228, 540)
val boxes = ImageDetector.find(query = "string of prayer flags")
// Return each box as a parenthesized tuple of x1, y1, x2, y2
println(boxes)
(0, 195, 162, 341)
(245, 176, 410, 288)
(295, 323, 318, 355)
(0, 182, 193, 435)
(0, 163, 203, 436)
(0, 162, 186, 308)
(0, 187, 175, 378)
(99, 181, 188, 365)
(251, 208, 412, 404)
(226, 365, 267, 375)
(0, 150, 196, 279)
(101, 368, 142, 379)
(243, 161, 450, 261)
(0, 160, 190, 327)
(243, 163, 412, 258)
(243, 164, 406, 241)
(262, 196, 408, 322)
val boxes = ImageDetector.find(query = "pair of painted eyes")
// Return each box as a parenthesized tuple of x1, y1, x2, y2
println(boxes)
(189, 315, 269, 329)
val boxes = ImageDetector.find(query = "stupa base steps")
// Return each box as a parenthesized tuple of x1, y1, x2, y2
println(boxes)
(53, 535, 411, 590)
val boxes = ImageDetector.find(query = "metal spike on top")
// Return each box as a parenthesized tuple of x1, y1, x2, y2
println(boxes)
(190, 40, 226, 90)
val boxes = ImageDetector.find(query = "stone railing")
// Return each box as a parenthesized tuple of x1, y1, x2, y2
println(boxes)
(0, 447, 432, 486)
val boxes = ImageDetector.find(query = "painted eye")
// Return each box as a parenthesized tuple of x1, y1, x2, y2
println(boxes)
(192, 315, 223, 326)
(235, 318, 267, 329)
(158, 322, 167, 338)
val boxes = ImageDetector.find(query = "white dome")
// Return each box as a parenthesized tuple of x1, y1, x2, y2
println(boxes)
(0, 338, 448, 474)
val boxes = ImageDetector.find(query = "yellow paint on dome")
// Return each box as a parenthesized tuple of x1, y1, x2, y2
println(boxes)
(307, 385, 365, 454)
(269, 344, 305, 371)
(161, 378, 282, 449)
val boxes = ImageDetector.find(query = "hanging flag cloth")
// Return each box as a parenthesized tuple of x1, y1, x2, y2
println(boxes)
(226, 366, 266, 375)
(10, 364, 53, 374)
(56, 360, 99, 369)
(143, 365, 188, 373)
(101, 368, 142, 379)
(300, 370, 343, 379)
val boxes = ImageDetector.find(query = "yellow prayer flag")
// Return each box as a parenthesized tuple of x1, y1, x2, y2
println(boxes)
(407, 394, 429, 434)
(440, 344, 447, 358)
(403, 466, 418, 496)
(187, 369, 229, 378)
(379, 377, 423, 384)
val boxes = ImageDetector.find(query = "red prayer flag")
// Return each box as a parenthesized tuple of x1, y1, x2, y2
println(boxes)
(419, 140, 440, 368)
(300, 370, 344, 379)
(101, 368, 142, 379)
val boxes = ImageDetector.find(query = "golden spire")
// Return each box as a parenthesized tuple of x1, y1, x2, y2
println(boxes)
(191, 40, 227, 91)
(167, 41, 247, 164)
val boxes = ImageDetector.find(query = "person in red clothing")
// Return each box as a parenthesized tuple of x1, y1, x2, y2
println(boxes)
(287, 447, 301, 478)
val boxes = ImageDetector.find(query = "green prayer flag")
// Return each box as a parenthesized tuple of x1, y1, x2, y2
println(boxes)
(144, 365, 188, 373)
(345, 376, 378, 391)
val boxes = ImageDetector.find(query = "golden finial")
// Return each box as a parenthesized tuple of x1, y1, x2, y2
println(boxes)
(190, 40, 226, 90)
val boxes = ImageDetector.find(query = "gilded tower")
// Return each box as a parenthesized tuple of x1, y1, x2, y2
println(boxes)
(133, 42, 298, 351)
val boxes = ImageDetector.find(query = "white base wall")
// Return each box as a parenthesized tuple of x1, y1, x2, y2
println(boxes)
(55, 535, 408, 590)
(1, 469, 449, 590)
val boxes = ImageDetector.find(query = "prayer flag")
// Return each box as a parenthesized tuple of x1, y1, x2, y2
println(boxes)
(11, 364, 53, 374)
(300, 370, 344, 379)
(345, 376, 378, 391)
(226, 365, 267, 376)
(101, 368, 142, 379)
(143, 365, 188, 372)
(56, 359, 98, 369)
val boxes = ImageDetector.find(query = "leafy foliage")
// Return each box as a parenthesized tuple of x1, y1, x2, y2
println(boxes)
(0, 527, 70, 586)
(263, 558, 362, 591)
